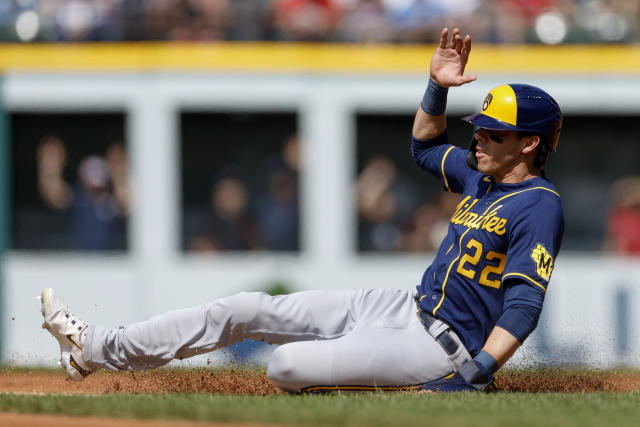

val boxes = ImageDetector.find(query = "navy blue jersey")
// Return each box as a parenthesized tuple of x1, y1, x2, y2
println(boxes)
(413, 138, 564, 356)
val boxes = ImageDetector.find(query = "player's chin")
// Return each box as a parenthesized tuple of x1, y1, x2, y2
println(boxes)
(475, 157, 493, 174)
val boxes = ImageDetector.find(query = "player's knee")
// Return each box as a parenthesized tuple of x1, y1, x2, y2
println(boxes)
(267, 345, 302, 393)
(216, 291, 263, 324)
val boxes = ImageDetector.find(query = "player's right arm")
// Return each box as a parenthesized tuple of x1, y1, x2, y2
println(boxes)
(412, 27, 476, 140)
(411, 28, 477, 193)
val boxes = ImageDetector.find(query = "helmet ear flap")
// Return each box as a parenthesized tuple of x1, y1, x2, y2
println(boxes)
(467, 135, 479, 170)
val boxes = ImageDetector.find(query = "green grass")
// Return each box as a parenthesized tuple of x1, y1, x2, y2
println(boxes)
(1, 392, 640, 427)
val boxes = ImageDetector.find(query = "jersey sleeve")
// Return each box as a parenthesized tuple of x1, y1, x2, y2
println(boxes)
(501, 191, 564, 294)
(411, 131, 478, 194)
(496, 279, 545, 342)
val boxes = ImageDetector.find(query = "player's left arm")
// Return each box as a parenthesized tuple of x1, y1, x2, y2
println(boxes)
(483, 271, 547, 361)
(446, 323, 524, 392)
(481, 326, 522, 367)
(432, 324, 522, 392)
(424, 281, 547, 392)
(450, 282, 545, 392)
(456, 195, 564, 391)
(455, 280, 543, 391)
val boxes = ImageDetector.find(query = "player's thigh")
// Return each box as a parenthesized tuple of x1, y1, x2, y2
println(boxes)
(241, 289, 361, 341)
(241, 288, 413, 342)
(354, 288, 417, 328)
(266, 322, 456, 392)
(209, 290, 360, 343)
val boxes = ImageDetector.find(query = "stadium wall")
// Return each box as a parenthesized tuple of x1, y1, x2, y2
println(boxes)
(2, 44, 640, 367)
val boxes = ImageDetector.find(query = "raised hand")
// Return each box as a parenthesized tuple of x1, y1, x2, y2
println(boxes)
(430, 28, 476, 88)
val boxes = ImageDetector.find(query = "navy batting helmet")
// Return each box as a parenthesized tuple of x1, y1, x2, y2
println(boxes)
(462, 84, 562, 169)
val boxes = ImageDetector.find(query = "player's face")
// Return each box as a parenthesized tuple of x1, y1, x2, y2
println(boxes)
(474, 129, 531, 179)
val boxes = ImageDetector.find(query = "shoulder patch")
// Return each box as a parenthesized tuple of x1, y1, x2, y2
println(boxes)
(531, 244, 554, 281)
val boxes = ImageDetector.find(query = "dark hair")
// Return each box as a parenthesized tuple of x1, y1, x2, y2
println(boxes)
(518, 132, 548, 169)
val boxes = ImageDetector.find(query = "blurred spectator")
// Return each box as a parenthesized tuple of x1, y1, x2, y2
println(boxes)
(23, 135, 75, 249)
(482, 0, 528, 43)
(226, 0, 275, 41)
(164, 0, 227, 41)
(274, 0, 342, 41)
(604, 177, 640, 255)
(71, 155, 123, 250)
(256, 134, 300, 251)
(105, 141, 131, 216)
(400, 192, 460, 252)
(180, 112, 299, 254)
(188, 134, 301, 253)
(190, 177, 260, 252)
(31, 135, 129, 250)
(356, 155, 417, 251)
(339, 0, 392, 43)
(357, 156, 398, 251)
(386, 0, 446, 43)
(54, 0, 99, 41)
(500, 0, 557, 20)
(36, 136, 72, 211)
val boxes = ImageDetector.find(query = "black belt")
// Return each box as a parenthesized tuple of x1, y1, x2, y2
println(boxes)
(417, 309, 460, 356)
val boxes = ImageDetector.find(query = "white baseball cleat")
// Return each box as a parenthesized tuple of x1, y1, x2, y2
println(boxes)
(40, 287, 92, 381)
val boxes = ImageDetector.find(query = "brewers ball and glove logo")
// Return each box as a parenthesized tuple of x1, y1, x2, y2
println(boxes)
(531, 244, 554, 281)
(482, 93, 493, 111)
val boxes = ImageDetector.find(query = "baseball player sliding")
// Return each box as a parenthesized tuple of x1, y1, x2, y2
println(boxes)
(40, 27, 563, 392)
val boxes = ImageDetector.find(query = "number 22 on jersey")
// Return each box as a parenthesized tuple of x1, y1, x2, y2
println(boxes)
(457, 238, 507, 289)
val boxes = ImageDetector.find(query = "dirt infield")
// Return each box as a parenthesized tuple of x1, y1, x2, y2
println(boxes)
(495, 369, 640, 392)
(0, 368, 282, 395)
(1, 367, 640, 394)
(0, 412, 281, 427)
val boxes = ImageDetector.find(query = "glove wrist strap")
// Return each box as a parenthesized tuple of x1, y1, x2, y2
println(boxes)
(474, 350, 499, 375)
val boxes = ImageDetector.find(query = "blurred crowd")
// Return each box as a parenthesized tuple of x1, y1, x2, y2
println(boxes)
(356, 155, 459, 252)
(21, 131, 640, 255)
(0, 0, 637, 44)
(27, 136, 130, 250)
(605, 177, 640, 256)
(25, 131, 300, 252)
(357, 155, 640, 255)
(185, 134, 300, 253)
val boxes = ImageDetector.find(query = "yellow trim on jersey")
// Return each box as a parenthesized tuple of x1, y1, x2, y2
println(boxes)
(502, 272, 547, 292)
(483, 177, 493, 195)
(482, 85, 517, 125)
(483, 187, 560, 215)
(445, 242, 455, 255)
(441, 146, 456, 192)
(433, 186, 559, 315)
(433, 228, 472, 316)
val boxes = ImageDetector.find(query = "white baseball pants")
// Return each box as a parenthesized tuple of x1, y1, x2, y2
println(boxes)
(84, 289, 471, 392)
